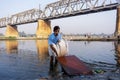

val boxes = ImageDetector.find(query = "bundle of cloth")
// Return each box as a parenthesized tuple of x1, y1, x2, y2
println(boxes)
(49, 39, 68, 57)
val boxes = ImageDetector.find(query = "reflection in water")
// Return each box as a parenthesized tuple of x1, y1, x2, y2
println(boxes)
(6, 40, 18, 54)
(36, 40, 49, 63)
(0, 40, 119, 79)
(114, 41, 120, 69)
(36, 40, 61, 77)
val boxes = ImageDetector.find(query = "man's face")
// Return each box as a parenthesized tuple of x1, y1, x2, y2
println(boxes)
(54, 29, 60, 36)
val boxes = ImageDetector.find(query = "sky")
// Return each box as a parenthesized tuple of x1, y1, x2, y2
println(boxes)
(0, 0, 117, 35)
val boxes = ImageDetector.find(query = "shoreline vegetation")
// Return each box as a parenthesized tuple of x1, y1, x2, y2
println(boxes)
(0, 36, 119, 41)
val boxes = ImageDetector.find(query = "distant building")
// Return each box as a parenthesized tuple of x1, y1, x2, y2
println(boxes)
(27, 34, 36, 37)
(19, 31, 36, 37)
(19, 31, 26, 37)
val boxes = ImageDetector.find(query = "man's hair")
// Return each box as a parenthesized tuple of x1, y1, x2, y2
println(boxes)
(53, 26, 60, 31)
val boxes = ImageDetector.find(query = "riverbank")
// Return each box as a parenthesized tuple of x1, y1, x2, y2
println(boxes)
(63, 36, 118, 41)
(0, 36, 119, 41)
(0, 37, 47, 40)
(69, 38, 117, 41)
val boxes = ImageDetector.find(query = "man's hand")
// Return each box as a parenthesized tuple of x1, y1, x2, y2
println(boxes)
(50, 45, 58, 56)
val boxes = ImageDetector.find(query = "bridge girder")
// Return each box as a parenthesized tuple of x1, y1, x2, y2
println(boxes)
(42, 0, 118, 19)
(0, 9, 42, 27)
(0, 0, 119, 27)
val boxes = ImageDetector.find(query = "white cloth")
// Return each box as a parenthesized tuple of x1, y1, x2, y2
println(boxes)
(48, 39, 68, 57)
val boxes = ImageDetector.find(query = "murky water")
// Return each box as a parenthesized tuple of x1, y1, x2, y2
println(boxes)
(0, 40, 119, 79)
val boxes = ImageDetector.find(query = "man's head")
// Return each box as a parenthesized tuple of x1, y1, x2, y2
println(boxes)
(53, 26, 60, 36)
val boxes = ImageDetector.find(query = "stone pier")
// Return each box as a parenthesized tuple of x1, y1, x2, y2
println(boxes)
(5, 25, 19, 37)
(115, 6, 120, 37)
(36, 20, 51, 38)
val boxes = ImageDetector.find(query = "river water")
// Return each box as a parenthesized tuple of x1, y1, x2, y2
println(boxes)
(0, 40, 119, 79)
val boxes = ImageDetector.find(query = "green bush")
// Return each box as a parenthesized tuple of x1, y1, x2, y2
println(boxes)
(5, 36, 17, 39)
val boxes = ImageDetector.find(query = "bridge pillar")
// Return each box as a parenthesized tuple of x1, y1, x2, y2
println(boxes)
(115, 6, 120, 37)
(5, 25, 19, 37)
(36, 20, 51, 38)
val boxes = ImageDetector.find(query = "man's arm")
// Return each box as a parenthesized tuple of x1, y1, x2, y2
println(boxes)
(48, 35, 58, 56)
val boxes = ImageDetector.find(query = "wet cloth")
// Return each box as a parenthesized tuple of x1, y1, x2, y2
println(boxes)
(48, 39, 68, 57)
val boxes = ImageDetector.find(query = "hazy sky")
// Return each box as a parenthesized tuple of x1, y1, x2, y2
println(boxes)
(0, 0, 117, 34)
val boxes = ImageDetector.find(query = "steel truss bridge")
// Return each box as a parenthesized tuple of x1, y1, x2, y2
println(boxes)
(0, 0, 119, 27)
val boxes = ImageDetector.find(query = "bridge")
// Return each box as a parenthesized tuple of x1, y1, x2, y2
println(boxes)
(0, 0, 120, 38)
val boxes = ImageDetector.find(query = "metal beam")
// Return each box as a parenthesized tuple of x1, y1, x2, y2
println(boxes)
(0, 0, 119, 28)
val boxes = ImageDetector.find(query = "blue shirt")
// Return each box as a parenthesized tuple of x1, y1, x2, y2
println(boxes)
(48, 33, 62, 45)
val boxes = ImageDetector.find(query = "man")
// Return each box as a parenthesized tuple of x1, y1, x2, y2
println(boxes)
(48, 26, 62, 70)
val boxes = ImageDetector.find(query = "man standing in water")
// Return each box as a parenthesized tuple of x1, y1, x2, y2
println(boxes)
(48, 26, 62, 70)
